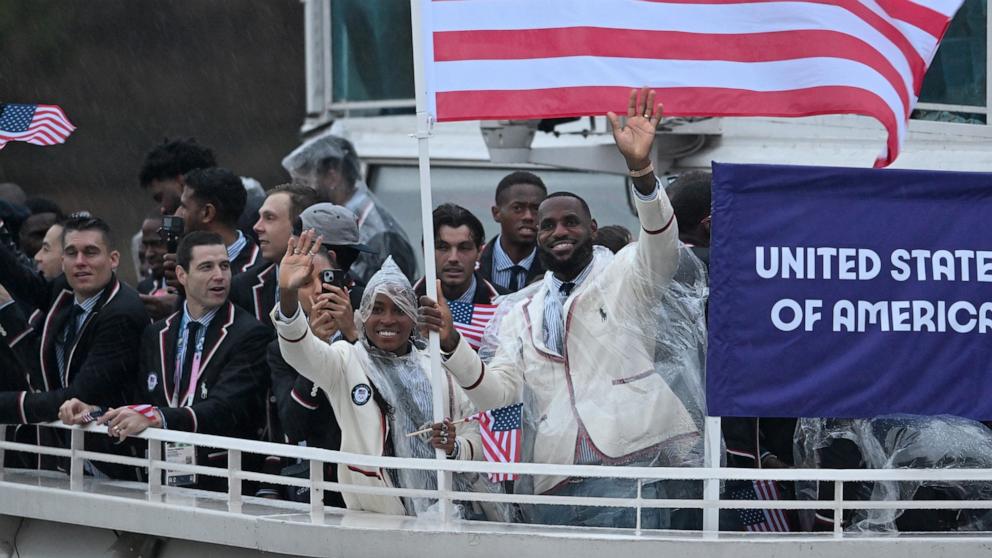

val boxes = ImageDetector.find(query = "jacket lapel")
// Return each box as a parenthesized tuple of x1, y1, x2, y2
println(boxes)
(63, 277, 122, 384)
(250, 263, 276, 322)
(159, 312, 182, 405)
(195, 303, 236, 392)
(39, 290, 73, 391)
(479, 236, 496, 281)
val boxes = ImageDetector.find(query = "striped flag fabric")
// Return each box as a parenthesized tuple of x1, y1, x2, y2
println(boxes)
(732, 480, 792, 532)
(448, 301, 498, 351)
(468, 402, 523, 482)
(0, 104, 76, 149)
(418, 0, 964, 167)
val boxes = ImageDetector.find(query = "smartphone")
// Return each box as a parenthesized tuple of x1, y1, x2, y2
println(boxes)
(158, 215, 185, 253)
(320, 268, 348, 293)
(82, 408, 105, 424)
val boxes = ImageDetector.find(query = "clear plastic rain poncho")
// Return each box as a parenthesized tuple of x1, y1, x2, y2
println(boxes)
(281, 134, 418, 283)
(795, 415, 992, 532)
(354, 257, 508, 519)
(476, 244, 709, 527)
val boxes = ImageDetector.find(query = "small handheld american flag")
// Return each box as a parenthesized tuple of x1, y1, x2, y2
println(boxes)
(731, 480, 792, 532)
(468, 402, 523, 482)
(448, 301, 498, 351)
(0, 103, 76, 150)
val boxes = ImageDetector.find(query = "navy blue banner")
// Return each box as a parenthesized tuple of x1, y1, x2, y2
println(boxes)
(707, 163, 992, 420)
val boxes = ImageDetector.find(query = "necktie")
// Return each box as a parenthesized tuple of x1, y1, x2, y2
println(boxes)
(56, 304, 85, 377)
(509, 265, 527, 292)
(176, 322, 202, 406)
(543, 281, 575, 355)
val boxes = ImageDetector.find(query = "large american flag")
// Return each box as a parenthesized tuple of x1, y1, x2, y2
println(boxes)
(448, 301, 498, 351)
(0, 104, 76, 149)
(731, 480, 791, 532)
(468, 402, 523, 482)
(418, 0, 963, 167)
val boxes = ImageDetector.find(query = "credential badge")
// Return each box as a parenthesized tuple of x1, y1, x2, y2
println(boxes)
(351, 384, 372, 406)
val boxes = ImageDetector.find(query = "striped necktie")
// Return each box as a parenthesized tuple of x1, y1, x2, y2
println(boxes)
(56, 304, 85, 377)
(543, 282, 575, 355)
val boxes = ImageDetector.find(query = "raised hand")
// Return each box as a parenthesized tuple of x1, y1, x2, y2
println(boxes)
(418, 279, 459, 352)
(607, 87, 663, 172)
(278, 229, 323, 291)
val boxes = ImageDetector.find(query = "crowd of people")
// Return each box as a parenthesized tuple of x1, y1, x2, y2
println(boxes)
(0, 89, 985, 532)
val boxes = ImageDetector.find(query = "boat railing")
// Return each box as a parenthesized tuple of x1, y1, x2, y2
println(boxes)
(3, 421, 992, 538)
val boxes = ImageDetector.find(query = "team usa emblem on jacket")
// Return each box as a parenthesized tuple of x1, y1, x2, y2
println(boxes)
(147, 372, 158, 392)
(351, 383, 372, 406)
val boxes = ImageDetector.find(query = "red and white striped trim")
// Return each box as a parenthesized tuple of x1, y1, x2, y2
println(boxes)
(16, 391, 27, 424)
(127, 404, 160, 424)
(290, 388, 319, 410)
(184, 407, 198, 432)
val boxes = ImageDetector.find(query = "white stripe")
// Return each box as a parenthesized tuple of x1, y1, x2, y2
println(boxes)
(859, 0, 941, 64)
(429, 0, 918, 98)
(29, 119, 73, 137)
(0, 127, 69, 139)
(291, 389, 319, 411)
(436, 55, 907, 140)
(726, 448, 756, 459)
(17, 391, 27, 424)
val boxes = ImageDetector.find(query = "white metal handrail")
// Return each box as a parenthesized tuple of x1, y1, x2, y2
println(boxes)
(3, 422, 992, 538)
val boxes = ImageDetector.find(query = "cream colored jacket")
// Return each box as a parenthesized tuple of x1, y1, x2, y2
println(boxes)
(442, 187, 700, 493)
(273, 306, 482, 515)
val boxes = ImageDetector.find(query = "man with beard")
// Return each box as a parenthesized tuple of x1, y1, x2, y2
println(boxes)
(175, 167, 261, 275)
(139, 138, 217, 217)
(421, 89, 699, 528)
(19, 199, 64, 260)
(136, 216, 169, 296)
(414, 204, 506, 351)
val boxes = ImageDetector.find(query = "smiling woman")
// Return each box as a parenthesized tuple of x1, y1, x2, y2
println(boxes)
(274, 231, 508, 518)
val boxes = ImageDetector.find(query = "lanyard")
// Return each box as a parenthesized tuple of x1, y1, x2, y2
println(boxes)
(173, 326, 206, 407)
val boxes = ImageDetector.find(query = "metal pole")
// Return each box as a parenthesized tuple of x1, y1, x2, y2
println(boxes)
(703, 416, 721, 536)
(833, 481, 844, 538)
(228, 450, 242, 513)
(310, 460, 325, 524)
(0, 425, 6, 482)
(635, 479, 643, 536)
(410, 0, 451, 525)
(148, 440, 162, 499)
(69, 428, 84, 491)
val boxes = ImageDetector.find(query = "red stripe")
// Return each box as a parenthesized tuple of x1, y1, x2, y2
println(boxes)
(635, 0, 929, 89)
(875, 0, 952, 39)
(290, 388, 319, 410)
(347, 465, 381, 479)
(754, 480, 789, 532)
(436, 28, 910, 114)
(437, 85, 899, 166)
(464, 361, 486, 390)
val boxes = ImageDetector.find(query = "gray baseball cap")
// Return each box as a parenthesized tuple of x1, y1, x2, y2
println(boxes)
(298, 203, 376, 253)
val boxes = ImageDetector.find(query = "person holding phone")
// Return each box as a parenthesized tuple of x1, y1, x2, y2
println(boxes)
(273, 231, 495, 517)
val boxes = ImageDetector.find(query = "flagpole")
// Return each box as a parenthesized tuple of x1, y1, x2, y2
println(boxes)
(410, 0, 451, 525)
